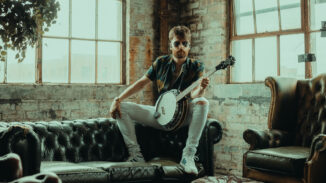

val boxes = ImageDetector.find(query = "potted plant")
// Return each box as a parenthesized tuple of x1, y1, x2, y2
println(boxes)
(0, 0, 60, 62)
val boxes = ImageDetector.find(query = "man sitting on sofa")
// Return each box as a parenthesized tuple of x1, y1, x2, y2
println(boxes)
(109, 25, 210, 176)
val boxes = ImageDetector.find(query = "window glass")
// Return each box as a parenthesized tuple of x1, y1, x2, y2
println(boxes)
(71, 40, 95, 83)
(98, 0, 122, 40)
(98, 42, 121, 83)
(255, 36, 277, 81)
(310, 32, 326, 76)
(310, 0, 326, 30)
(280, 0, 301, 30)
(231, 39, 253, 82)
(7, 47, 36, 83)
(280, 34, 305, 78)
(44, 0, 69, 37)
(72, 0, 95, 38)
(255, 0, 279, 33)
(43, 38, 69, 83)
(234, 0, 254, 35)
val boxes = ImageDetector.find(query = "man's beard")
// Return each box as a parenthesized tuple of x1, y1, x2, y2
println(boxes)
(176, 50, 186, 58)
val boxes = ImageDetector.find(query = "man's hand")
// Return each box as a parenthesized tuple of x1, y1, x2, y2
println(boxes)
(200, 77, 210, 90)
(110, 97, 121, 119)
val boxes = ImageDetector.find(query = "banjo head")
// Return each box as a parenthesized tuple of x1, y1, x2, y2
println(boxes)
(155, 90, 177, 126)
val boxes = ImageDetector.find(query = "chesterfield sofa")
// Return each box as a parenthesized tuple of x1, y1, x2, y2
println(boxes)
(0, 118, 222, 183)
(243, 74, 326, 183)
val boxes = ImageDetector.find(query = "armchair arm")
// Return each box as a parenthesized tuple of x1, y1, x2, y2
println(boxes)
(0, 153, 23, 182)
(0, 125, 41, 176)
(243, 128, 292, 150)
(206, 118, 222, 144)
(307, 134, 326, 164)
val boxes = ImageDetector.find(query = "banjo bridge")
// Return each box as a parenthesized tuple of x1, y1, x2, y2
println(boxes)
(161, 106, 165, 115)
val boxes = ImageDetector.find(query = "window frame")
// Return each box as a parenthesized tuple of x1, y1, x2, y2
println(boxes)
(1, 0, 126, 85)
(228, 0, 322, 84)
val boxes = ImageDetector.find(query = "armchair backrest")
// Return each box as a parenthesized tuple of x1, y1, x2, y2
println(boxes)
(295, 74, 326, 147)
(265, 74, 326, 147)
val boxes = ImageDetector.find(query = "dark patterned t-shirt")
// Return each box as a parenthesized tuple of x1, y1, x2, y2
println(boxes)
(145, 55, 205, 95)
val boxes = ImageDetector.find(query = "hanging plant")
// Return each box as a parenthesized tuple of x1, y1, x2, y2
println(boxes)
(0, 0, 60, 62)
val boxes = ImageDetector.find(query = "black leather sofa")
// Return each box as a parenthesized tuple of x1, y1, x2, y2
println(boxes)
(0, 118, 222, 183)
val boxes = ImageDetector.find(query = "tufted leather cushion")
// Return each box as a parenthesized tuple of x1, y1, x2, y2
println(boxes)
(246, 146, 309, 177)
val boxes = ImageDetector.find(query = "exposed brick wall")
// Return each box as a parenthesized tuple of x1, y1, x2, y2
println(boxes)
(0, 0, 273, 177)
(178, 0, 271, 176)
(0, 0, 159, 121)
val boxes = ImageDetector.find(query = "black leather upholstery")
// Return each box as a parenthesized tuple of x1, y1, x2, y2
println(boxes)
(0, 118, 222, 183)
(243, 74, 326, 183)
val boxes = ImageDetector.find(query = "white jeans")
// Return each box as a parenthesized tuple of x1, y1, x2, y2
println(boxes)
(116, 97, 209, 153)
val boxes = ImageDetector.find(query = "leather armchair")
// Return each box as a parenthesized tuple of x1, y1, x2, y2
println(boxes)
(243, 74, 326, 183)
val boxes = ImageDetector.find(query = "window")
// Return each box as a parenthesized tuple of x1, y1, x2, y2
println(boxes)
(230, 0, 326, 83)
(1, 0, 125, 84)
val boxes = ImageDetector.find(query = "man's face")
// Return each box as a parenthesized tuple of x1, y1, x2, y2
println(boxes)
(170, 36, 190, 60)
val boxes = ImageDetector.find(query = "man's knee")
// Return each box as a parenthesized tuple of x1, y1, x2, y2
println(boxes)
(194, 97, 209, 106)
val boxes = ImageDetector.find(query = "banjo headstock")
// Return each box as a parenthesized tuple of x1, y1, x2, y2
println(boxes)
(215, 56, 236, 71)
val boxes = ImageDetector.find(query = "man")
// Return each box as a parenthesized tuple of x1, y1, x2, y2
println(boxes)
(109, 25, 210, 175)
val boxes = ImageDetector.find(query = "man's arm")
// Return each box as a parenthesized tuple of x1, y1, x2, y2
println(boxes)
(190, 77, 209, 99)
(110, 75, 152, 119)
(117, 75, 152, 101)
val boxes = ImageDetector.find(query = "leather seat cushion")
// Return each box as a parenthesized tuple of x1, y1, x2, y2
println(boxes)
(148, 158, 205, 179)
(245, 146, 309, 177)
(41, 161, 108, 183)
(79, 161, 160, 182)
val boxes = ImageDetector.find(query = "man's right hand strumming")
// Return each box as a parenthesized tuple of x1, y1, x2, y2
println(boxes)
(110, 97, 121, 119)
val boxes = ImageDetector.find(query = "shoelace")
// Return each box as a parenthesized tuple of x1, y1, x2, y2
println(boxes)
(194, 155, 199, 161)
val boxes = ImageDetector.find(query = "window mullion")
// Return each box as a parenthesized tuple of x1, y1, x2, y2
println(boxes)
(232, 0, 237, 36)
(277, 0, 282, 31)
(121, 0, 126, 84)
(36, 38, 42, 84)
(277, 35, 280, 76)
(68, 0, 72, 84)
(252, 0, 257, 34)
(303, 0, 311, 78)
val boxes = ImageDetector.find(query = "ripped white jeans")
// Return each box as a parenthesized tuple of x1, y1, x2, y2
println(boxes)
(116, 97, 209, 153)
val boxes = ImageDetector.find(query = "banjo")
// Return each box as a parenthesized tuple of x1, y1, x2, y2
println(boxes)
(154, 56, 235, 131)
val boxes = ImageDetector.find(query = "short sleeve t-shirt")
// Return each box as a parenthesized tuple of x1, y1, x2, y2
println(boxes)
(145, 55, 204, 95)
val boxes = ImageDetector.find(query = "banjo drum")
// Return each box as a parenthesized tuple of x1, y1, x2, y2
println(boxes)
(154, 56, 235, 131)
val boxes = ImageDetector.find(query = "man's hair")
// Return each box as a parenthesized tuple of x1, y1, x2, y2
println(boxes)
(168, 25, 191, 42)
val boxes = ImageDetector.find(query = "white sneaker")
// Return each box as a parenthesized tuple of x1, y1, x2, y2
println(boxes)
(180, 148, 199, 175)
(126, 152, 145, 162)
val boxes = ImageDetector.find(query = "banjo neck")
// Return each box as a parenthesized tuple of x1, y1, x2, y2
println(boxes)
(175, 69, 217, 102)
(175, 56, 235, 102)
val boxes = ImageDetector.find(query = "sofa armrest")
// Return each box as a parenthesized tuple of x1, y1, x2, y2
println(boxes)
(0, 125, 41, 176)
(243, 128, 292, 150)
(206, 118, 222, 144)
